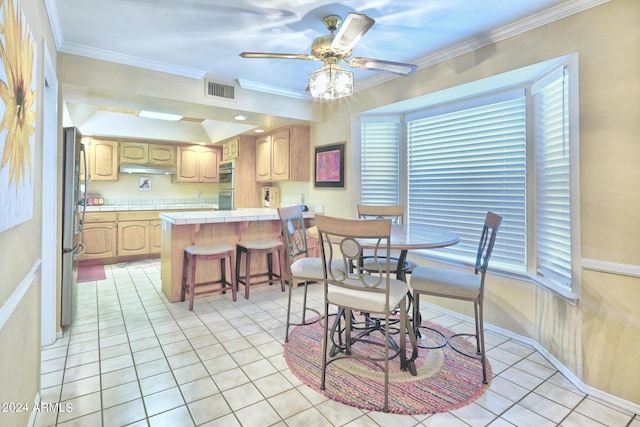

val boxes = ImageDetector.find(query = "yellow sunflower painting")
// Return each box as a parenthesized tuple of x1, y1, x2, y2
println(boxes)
(0, 0, 36, 233)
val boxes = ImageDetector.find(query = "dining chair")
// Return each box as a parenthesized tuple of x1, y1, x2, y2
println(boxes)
(410, 211, 502, 384)
(357, 204, 418, 277)
(277, 206, 325, 342)
(315, 214, 417, 413)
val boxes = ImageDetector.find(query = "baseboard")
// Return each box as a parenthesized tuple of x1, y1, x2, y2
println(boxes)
(424, 302, 640, 414)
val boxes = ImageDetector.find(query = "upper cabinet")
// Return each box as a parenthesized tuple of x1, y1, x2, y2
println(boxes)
(175, 145, 221, 183)
(120, 142, 175, 166)
(85, 138, 118, 181)
(256, 125, 310, 182)
(222, 138, 239, 161)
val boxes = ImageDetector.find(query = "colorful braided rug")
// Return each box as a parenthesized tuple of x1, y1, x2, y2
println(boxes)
(284, 316, 491, 414)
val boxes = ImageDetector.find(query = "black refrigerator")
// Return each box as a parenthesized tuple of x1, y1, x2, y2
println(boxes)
(61, 127, 87, 326)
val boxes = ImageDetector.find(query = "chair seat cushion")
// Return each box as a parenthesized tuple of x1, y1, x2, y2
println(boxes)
(185, 243, 235, 256)
(327, 277, 409, 313)
(410, 266, 481, 300)
(290, 257, 344, 281)
(237, 238, 283, 250)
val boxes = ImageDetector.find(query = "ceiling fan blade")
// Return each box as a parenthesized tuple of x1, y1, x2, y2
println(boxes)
(331, 13, 375, 54)
(240, 52, 315, 60)
(347, 57, 417, 76)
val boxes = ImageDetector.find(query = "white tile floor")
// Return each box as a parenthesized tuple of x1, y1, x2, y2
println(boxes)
(37, 261, 639, 427)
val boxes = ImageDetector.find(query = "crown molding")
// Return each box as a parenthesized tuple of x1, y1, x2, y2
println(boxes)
(356, 0, 610, 93)
(58, 42, 206, 80)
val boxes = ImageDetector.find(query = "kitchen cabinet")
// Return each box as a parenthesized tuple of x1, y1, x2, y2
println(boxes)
(86, 138, 118, 181)
(117, 221, 150, 256)
(117, 211, 163, 256)
(255, 125, 310, 182)
(81, 212, 117, 260)
(120, 142, 147, 164)
(175, 145, 221, 183)
(120, 141, 175, 166)
(150, 220, 162, 253)
(222, 137, 239, 160)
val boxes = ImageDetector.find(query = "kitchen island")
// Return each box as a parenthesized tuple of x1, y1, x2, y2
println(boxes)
(159, 208, 315, 303)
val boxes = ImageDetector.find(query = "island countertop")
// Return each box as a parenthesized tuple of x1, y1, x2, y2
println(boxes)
(160, 208, 315, 225)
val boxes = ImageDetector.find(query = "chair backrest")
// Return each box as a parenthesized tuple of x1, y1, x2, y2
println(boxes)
(277, 206, 310, 266)
(357, 205, 405, 224)
(314, 214, 392, 294)
(475, 212, 503, 280)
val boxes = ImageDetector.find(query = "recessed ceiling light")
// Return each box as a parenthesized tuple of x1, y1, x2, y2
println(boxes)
(139, 110, 183, 121)
(234, 115, 247, 121)
(254, 129, 265, 133)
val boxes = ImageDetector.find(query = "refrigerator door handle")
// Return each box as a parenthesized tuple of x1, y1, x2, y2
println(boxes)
(63, 242, 86, 255)
(79, 144, 88, 231)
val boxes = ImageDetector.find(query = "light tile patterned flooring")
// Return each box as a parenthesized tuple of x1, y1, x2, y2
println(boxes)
(36, 261, 639, 427)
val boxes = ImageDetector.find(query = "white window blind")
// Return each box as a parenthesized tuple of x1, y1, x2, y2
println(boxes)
(406, 97, 527, 270)
(533, 67, 572, 287)
(360, 117, 400, 205)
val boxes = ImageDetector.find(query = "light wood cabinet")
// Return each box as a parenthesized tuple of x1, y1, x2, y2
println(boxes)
(150, 220, 162, 253)
(86, 138, 118, 181)
(120, 142, 148, 164)
(121, 142, 175, 166)
(222, 137, 239, 160)
(255, 125, 310, 182)
(175, 145, 221, 183)
(149, 144, 175, 165)
(117, 212, 164, 256)
(117, 221, 150, 256)
(81, 212, 117, 260)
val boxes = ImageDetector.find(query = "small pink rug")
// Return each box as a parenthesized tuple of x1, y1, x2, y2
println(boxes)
(284, 316, 491, 414)
(77, 264, 106, 282)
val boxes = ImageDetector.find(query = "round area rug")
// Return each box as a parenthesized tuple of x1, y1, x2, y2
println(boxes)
(284, 317, 491, 415)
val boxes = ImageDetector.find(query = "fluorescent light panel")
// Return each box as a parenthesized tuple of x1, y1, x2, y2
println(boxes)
(139, 110, 183, 121)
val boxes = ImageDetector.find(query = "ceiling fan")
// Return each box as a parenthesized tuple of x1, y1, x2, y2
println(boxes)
(240, 13, 417, 99)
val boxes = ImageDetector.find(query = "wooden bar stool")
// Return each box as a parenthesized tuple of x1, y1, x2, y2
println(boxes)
(235, 238, 286, 299)
(181, 243, 236, 310)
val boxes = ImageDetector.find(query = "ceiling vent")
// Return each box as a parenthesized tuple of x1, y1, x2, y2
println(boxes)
(206, 80, 235, 100)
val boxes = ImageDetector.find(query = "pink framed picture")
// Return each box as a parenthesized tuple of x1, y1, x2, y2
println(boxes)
(314, 143, 345, 188)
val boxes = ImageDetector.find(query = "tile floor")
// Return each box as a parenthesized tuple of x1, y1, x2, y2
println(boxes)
(36, 261, 639, 427)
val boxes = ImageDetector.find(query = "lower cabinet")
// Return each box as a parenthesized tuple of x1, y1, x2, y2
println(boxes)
(82, 213, 117, 260)
(82, 210, 201, 263)
(117, 221, 151, 256)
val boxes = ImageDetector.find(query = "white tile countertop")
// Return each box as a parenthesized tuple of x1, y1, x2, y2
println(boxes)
(159, 208, 315, 225)
(85, 203, 218, 212)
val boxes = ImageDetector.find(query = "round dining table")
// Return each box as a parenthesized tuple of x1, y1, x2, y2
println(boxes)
(309, 222, 460, 280)
(307, 221, 460, 375)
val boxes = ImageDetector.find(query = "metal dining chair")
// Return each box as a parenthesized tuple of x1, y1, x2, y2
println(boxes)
(357, 204, 418, 278)
(410, 211, 502, 384)
(277, 206, 343, 342)
(315, 214, 417, 413)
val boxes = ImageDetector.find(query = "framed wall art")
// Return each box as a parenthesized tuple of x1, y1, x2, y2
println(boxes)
(314, 142, 345, 188)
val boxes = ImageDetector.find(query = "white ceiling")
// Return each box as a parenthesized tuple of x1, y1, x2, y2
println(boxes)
(46, 0, 602, 142)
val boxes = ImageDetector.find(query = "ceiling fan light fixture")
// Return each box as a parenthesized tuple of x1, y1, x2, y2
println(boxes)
(309, 63, 353, 100)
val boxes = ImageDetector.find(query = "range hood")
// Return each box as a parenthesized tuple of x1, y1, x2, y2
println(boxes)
(119, 164, 177, 175)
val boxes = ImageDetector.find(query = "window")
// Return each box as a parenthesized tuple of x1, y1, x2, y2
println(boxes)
(406, 94, 527, 271)
(360, 117, 400, 205)
(533, 66, 572, 288)
(359, 59, 578, 297)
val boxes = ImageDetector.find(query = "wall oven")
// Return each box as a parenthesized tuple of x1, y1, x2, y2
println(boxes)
(218, 161, 234, 210)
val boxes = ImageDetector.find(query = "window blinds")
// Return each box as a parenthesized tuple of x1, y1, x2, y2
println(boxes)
(360, 117, 400, 205)
(533, 68, 572, 287)
(406, 97, 527, 270)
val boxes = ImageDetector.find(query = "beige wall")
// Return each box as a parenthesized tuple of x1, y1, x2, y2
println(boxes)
(309, 0, 640, 405)
(0, 0, 58, 424)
